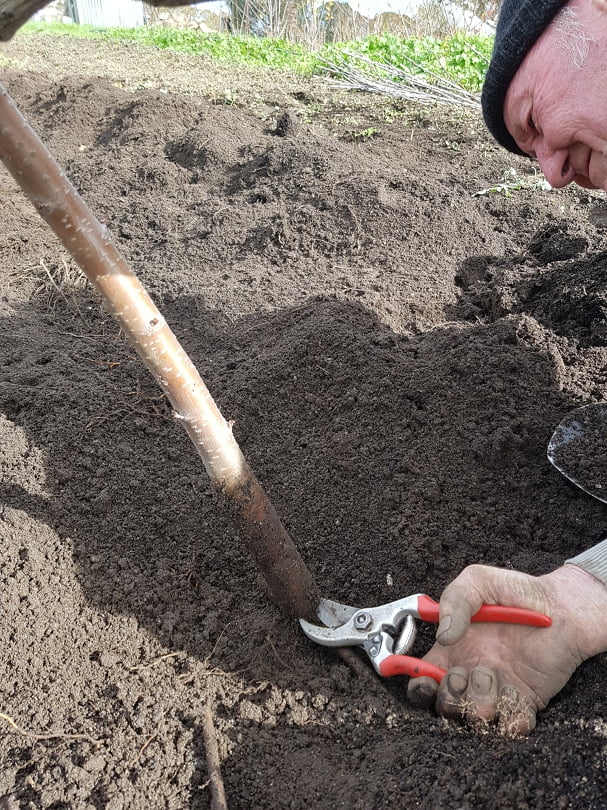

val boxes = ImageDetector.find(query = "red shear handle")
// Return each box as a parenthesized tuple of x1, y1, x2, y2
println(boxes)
(416, 594, 552, 627)
(379, 655, 446, 683)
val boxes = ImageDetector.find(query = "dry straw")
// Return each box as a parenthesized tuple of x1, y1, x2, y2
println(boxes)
(322, 51, 481, 108)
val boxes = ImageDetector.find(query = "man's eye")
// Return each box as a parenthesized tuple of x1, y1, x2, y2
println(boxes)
(528, 116, 537, 132)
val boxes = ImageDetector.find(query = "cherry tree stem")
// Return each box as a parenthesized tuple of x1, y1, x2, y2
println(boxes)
(0, 81, 320, 619)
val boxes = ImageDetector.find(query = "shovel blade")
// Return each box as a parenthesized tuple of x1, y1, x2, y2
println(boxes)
(548, 403, 607, 504)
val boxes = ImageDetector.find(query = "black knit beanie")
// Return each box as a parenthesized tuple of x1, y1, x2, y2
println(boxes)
(481, 0, 569, 155)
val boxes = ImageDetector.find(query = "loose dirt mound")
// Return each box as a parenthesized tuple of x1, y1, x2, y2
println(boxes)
(1, 35, 607, 810)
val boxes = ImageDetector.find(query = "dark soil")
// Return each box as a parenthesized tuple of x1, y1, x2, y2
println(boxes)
(2, 33, 607, 810)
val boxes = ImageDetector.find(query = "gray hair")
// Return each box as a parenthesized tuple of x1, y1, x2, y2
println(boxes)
(551, 5, 596, 69)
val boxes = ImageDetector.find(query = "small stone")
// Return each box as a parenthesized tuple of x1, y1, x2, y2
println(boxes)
(83, 755, 105, 773)
(98, 651, 119, 668)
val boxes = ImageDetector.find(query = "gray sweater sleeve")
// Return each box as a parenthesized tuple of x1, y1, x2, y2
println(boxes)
(566, 538, 607, 585)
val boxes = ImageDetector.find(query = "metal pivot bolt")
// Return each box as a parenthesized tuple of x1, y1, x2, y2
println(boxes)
(354, 611, 372, 630)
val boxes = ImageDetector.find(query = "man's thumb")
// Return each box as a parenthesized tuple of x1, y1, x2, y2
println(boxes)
(436, 609, 472, 645)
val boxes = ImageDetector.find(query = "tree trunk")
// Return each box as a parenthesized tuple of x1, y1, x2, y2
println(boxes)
(0, 81, 321, 619)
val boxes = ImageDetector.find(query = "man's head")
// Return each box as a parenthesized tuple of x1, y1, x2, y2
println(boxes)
(482, 0, 607, 191)
(481, 0, 569, 155)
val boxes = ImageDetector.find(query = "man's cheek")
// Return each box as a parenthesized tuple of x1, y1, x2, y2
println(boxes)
(573, 176, 599, 190)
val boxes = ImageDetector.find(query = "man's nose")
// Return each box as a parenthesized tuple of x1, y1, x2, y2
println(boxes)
(535, 143, 576, 188)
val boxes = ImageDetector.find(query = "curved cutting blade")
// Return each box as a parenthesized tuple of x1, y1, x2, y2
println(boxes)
(548, 403, 607, 504)
(300, 597, 360, 648)
(299, 616, 355, 647)
(314, 597, 357, 628)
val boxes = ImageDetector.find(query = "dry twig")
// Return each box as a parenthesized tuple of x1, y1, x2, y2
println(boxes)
(0, 711, 101, 746)
(129, 716, 165, 768)
(321, 52, 480, 109)
(127, 651, 182, 672)
(201, 703, 229, 810)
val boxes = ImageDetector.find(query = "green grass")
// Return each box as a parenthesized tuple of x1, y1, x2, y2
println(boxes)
(21, 21, 492, 92)
(22, 21, 316, 70)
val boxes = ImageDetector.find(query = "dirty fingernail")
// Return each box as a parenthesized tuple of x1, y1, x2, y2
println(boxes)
(447, 671, 467, 696)
(436, 615, 451, 641)
(470, 670, 493, 695)
(416, 683, 436, 701)
(409, 683, 435, 707)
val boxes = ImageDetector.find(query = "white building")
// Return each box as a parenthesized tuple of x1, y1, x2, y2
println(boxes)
(64, 0, 145, 27)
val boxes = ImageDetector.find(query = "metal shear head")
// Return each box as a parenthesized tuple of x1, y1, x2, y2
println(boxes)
(300, 595, 421, 674)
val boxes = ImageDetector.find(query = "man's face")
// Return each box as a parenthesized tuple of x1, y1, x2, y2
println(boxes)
(503, 0, 607, 192)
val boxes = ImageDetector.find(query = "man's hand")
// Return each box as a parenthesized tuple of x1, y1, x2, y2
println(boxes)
(407, 563, 607, 735)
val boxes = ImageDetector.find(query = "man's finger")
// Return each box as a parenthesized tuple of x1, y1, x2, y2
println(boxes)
(435, 667, 468, 719)
(437, 564, 551, 646)
(407, 675, 439, 709)
(436, 568, 482, 645)
(436, 564, 500, 646)
(463, 666, 499, 724)
(435, 609, 473, 646)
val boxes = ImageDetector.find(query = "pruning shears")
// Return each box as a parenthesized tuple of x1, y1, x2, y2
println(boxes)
(300, 593, 552, 682)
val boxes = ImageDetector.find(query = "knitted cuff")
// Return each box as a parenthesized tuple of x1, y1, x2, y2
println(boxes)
(566, 539, 607, 586)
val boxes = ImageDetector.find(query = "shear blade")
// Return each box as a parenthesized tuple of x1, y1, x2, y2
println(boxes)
(300, 616, 350, 647)
(299, 597, 359, 647)
(315, 597, 357, 628)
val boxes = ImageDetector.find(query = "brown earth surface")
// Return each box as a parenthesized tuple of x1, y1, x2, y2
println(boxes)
(1, 32, 607, 810)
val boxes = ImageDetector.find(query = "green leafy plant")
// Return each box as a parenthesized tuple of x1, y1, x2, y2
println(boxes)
(21, 22, 493, 91)
(349, 126, 379, 140)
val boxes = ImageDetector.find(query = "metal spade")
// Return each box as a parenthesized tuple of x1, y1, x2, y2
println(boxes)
(548, 403, 607, 503)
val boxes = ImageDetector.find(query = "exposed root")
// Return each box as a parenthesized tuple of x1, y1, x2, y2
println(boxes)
(127, 651, 182, 672)
(0, 711, 101, 746)
(128, 717, 164, 768)
(497, 690, 536, 738)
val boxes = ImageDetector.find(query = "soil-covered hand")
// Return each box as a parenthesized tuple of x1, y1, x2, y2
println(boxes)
(407, 563, 607, 735)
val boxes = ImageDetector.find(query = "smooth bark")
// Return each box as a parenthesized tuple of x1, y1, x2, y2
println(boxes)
(0, 82, 320, 619)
